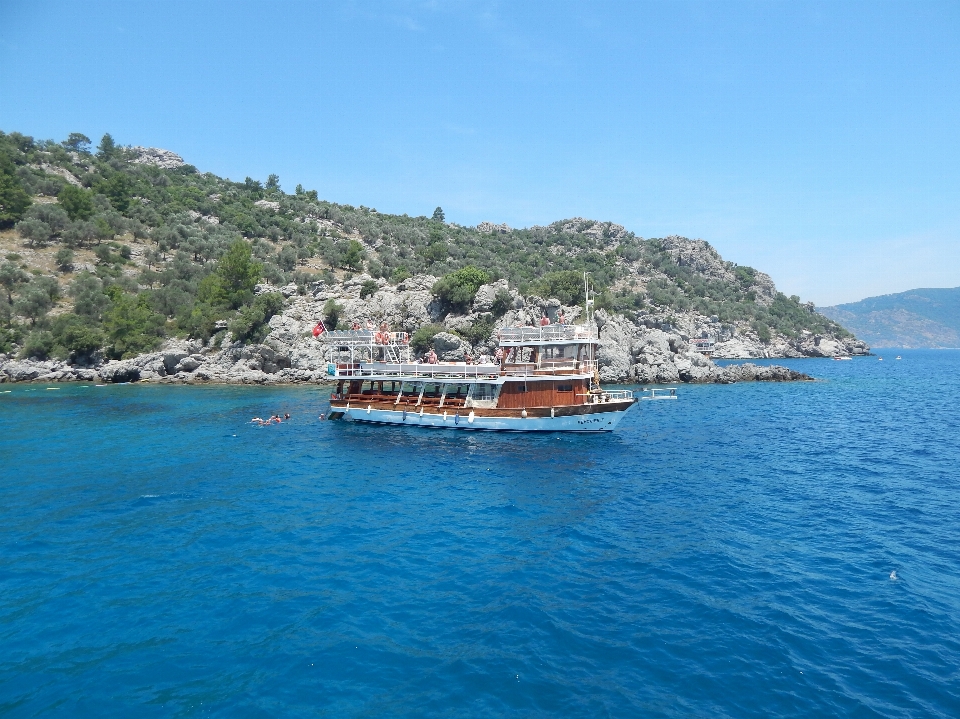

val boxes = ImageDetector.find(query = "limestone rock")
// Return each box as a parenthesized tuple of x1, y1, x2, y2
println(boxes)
(432, 332, 471, 361)
(2, 361, 42, 382)
(130, 147, 186, 169)
(472, 279, 510, 313)
(99, 361, 141, 383)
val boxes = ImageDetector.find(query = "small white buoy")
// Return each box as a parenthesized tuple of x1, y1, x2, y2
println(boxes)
(521, 409, 527, 418)
(468, 410, 475, 423)
(366, 404, 371, 414)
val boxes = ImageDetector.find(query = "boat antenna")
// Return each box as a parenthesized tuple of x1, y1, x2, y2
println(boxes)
(584, 271, 594, 327)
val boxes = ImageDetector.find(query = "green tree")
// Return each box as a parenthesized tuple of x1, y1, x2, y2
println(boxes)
(199, 239, 262, 309)
(322, 298, 344, 330)
(0, 261, 29, 303)
(431, 265, 490, 314)
(533, 270, 585, 306)
(277, 244, 297, 272)
(19, 330, 55, 359)
(425, 241, 448, 263)
(55, 247, 74, 272)
(491, 289, 513, 317)
(0, 152, 31, 227)
(228, 292, 284, 343)
(62, 219, 97, 248)
(14, 283, 54, 325)
(341, 240, 364, 271)
(58, 184, 94, 220)
(62, 133, 92, 153)
(390, 266, 411, 284)
(97, 133, 117, 158)
(96, 172, 133, 212)
(50, 313, 104, 360)
(432, 206, 445, 222)
(359, 279, 378, 299)
(266, 174, 280, 191)
(16, 218, 53, 246)
(70, 272, 111, 321)
(27, 203, 69, 233)
(103, 291, 165, 358)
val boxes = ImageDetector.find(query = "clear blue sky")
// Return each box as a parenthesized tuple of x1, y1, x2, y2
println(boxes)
(2, 1, 958, 306)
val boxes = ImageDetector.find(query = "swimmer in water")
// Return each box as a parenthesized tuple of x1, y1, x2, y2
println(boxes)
(284, 413, 290, 420)
(319, 413, 325, 420)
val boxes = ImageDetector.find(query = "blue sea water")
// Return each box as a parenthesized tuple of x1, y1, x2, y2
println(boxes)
(1, 350, 959, 717)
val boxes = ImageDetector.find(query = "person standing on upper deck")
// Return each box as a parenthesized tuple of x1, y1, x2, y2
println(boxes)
(427, 349, 438, 364)
(540, 314, 550, 326)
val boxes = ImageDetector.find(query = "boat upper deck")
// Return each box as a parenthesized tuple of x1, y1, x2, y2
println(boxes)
(322, 325, 600, 380)
(497, 324, 597, 345)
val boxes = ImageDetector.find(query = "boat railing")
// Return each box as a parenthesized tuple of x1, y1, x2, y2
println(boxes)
(329, 362, 501, 379)
(639, 387, 678, 400)
(599, 389, 635, 402)
(498, 324, 594, 343)
(501, 359, 598, 376)
(323, 330, 410, 346)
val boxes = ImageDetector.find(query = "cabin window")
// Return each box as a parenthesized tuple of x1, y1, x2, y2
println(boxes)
(445, 383, 471, 398)
(557, 384, 573, 392)
(469, 383, 500, 401)
(466, 383, 501, 408)
(422, 383, 443, 398)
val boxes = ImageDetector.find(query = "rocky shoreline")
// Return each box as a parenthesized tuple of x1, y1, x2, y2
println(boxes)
(0, 273, 846, 386)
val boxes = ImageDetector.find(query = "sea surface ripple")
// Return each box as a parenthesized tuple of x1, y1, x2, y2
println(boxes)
(1, 350, 959, 717)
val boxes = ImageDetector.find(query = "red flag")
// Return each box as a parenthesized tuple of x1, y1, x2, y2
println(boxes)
(312, 320, 326, 337)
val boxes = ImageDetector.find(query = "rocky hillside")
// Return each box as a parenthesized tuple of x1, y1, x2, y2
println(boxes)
(0, 128, 867, 385)
(1, 272, 815, 385)
(820, 287, 960, 348)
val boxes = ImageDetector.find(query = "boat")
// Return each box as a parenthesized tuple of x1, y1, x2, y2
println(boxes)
(833, 356, 853, 361)
(321, 322, 636, 432)
(896, 356, 902, 360)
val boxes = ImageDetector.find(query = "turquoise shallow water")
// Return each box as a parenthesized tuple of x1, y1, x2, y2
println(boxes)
(1, 350, 959, 717)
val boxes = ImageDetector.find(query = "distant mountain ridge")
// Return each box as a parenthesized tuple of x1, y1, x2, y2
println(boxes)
(819, 287, 960, 348)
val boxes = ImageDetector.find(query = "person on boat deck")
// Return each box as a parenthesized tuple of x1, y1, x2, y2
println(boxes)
(540, 314, 550, 326)
(495, 347, 504, 364)
(365, 319, 375, 330)
(351, 321, 361, 330)
(379, 321, 389, 332)
(558, 310, 566, 325)
(464, 351, 473, 364)
(427, 349, 438, 364)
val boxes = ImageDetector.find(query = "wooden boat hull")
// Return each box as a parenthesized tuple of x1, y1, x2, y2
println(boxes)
(328, 399, 636, 432)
